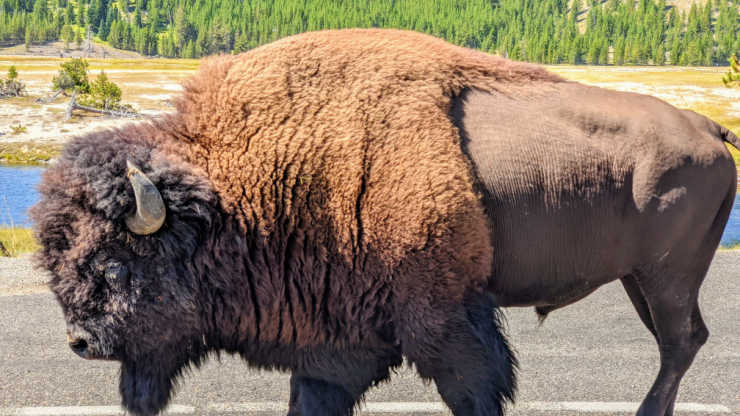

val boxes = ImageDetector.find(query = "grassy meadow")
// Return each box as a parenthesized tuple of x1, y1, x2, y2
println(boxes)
(0, 227, 39, 256)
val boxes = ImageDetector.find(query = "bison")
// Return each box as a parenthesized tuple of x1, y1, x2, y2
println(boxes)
(32, 29, 738, 416)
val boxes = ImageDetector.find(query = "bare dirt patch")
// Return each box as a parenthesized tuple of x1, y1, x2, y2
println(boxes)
(0, 41, 145, 59)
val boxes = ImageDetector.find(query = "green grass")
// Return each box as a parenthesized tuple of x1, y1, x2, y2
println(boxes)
(0, 227, 39, 257)
(719, 242, 740, 250)
(0, 142, 61, 165)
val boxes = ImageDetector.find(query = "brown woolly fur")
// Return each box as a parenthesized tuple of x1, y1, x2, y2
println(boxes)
(29, 29, 583, 416)
(169, 28, 562, 346)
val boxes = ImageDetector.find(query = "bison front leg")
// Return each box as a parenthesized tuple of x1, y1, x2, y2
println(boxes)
(288, 375, 357, 416)
(402, 291, 517, 416)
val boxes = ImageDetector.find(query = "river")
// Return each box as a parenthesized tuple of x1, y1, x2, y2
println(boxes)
(1, 165, 739, 246)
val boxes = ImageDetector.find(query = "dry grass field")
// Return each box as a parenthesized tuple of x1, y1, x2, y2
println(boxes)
(548, 65, 740, 165)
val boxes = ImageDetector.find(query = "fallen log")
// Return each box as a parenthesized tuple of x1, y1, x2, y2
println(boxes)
(35, 88, 65, 103)
(64, 90, 139, 121)
(0, 241, 10, 257)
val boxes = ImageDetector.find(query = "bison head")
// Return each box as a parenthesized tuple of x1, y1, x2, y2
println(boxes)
(31, 129, 221, 415)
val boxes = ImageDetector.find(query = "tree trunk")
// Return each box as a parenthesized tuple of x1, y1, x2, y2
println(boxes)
(64, 90, 138, 120)
(64, 90, 77, 121)
(36, 88, 65, 103)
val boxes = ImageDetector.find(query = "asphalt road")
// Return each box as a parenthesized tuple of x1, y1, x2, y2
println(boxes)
(1, 252, 738, 415)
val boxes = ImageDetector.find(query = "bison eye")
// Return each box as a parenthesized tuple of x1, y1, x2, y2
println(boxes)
(104, 262, 130, 291)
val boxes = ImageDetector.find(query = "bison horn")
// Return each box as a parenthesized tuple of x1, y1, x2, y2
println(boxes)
(125, 160, 166, 235)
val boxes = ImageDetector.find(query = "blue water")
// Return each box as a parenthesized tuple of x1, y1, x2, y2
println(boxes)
(1, 166, 739, 246)
(0, 166, 43, 228)
(724, 195, 740, 246)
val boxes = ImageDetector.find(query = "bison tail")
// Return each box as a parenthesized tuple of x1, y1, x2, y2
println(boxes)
(721, 126, 740, 150)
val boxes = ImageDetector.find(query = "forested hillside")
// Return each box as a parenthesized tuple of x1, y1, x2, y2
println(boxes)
(1, 0, 739, 65)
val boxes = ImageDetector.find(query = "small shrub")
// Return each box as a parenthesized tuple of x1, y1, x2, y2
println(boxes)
(0, 142, 61, 165)
(9, 123, 27, 135)
(79, 70, 122, 109)
(52, 58, 90, 93)
(76, 71, 138, 115)
(0, 66, 25, 97)
(722, 55, 740, 88)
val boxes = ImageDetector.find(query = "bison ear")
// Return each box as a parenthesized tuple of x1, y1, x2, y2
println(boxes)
(125, 160, 166, 235)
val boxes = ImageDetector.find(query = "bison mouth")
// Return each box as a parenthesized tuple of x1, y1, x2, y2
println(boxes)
(120, 359, 179, 416)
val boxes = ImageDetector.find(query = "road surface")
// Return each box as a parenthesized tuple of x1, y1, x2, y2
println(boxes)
(1, 252, 738, 415)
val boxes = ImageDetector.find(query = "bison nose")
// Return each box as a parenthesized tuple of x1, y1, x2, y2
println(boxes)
(67, 333, 90, 358)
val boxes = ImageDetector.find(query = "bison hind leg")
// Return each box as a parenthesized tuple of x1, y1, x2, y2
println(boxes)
(408, 291, 517, 416)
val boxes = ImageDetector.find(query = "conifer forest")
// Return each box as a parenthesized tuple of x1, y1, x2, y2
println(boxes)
(0, 0, 739, 64)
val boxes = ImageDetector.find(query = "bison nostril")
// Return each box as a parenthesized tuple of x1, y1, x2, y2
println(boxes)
(69, 338, 88, 356)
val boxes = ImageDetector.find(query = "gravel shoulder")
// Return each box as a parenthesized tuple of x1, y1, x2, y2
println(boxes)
(0, 254, 50, 296)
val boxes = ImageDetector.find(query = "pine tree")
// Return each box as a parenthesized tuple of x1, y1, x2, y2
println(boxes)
(233, 31, 249, 54)
(24, 26, 31, 50)
(615, 37, 625, 65)
(182, 39, 195, 58)
(654, 44, 665, 65)
(87, 0, 97, 31)
(65, 2, 73, 25)
(52, 58, 90, 93)
(722, 55, 740, 87)
(76, 0, 84, 27)
(0, 0, 734, 64)
(599, 39, 609, 65)
(670, 31, 682, 64)
(61, 24, 74, 49)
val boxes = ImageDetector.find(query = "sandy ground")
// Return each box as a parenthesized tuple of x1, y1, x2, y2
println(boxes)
(0, 40, 145, 59)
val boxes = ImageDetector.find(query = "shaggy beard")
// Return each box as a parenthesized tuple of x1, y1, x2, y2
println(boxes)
(119, 359, 179, 416)
(119, 341, 209, 416)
